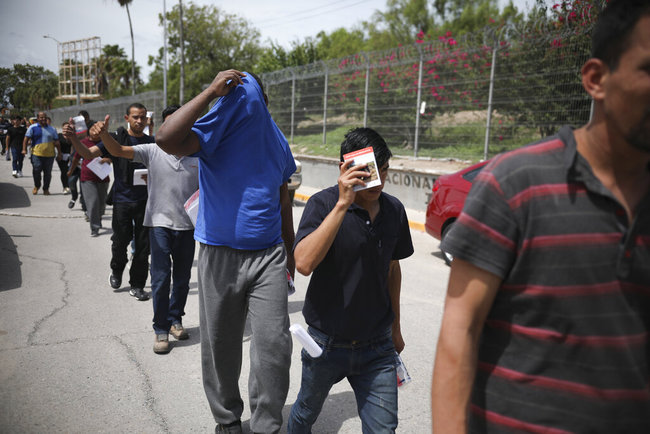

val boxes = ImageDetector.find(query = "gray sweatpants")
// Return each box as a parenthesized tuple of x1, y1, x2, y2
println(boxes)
(198, 243, 292, 434)
(80, 181, 108, 232)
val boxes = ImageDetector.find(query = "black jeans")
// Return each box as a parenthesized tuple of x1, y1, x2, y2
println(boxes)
(56, 157, 69, 190)
(110, 200, 150, 289)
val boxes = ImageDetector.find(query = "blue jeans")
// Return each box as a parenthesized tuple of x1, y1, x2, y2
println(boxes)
(11, 147, 24, 172)
(288, 327, 398, 434)
(150, 227, 195, 334)
(31, 155, 54, 190)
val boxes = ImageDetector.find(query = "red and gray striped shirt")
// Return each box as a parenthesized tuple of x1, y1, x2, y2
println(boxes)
(442, 126, 650, 433)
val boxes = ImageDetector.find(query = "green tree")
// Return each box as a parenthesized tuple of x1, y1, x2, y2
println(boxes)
(496, 0, 599, 139)
(147, 1, 262, 104)
(97, 44, 142, 98)
(369, 0, 434, 48)
(117, 0, 137, 95)
(0, 64, 58, 112)
(315, 28, 367, 60)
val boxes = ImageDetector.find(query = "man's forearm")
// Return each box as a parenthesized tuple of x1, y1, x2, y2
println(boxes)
(388, 261, 403, 352)
(431, 324, 479, 434)
(68, 134, 93, 160)
(294, 201, 348, 276)
(99, 130, 134, 159)
(155, 87, 214, 155)
(431, 259, 502, 433)
(280, 183, 296, 277)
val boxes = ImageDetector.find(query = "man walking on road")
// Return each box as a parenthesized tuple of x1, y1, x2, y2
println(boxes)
(156, 70, 296, 434)
(23, 111, 61, 195)
(432, 1, 650, 432)
(6, 116, 27, 178)
(287, 128, 413, 433)
(91, 105, 199, 354)
(66, 103, 152, 302)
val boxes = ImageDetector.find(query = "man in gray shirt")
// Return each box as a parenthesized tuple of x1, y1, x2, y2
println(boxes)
(91, 106, 199, 354)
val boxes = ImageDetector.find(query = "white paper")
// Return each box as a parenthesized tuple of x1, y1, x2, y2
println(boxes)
(184, 189, 200, 227)
(144, 112, 154, 135)
(289, 324, 323, 358)
(86, 157, 111, 180)
(72, 115, 87, 134)
(133, 168, 148, 186)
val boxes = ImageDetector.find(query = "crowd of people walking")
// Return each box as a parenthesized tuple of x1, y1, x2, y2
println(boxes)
(3, 1, 649, 432)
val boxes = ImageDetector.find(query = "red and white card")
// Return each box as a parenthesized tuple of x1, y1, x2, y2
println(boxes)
(342, 146, 381, 191)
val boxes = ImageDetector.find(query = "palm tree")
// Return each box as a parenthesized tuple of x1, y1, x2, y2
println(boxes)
(118, 0, 136, 95)
(178, 0, 185, 104)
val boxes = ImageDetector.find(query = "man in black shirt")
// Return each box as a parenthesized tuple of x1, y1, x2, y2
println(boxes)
(6, 116, 27, 177)
(288, 128, 413, 433)
(67, 103, 151, 301)
(0, 116, 10, 160)
(57, 120, 74, 194)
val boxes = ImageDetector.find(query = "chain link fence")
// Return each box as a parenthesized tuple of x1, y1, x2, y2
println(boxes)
(49, 90, 165, 132)
(45, 14, 595, 162)
(262, 15, 595, 161)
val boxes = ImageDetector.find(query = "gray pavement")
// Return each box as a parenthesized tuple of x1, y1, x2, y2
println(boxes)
(0, 157, 450, 433)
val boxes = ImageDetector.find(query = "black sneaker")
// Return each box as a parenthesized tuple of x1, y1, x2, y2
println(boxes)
(109, 272, 122, 289)
(129, 287, 149, 301)
(68, 200, 75, 209)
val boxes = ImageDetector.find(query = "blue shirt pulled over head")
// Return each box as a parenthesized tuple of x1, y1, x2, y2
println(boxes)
(191, 73, 296, 250)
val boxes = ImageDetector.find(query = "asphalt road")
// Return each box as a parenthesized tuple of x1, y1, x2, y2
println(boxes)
(0, 158, 450, 433)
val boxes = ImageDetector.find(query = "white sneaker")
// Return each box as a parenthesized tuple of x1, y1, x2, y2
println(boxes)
(12, 170, 17, 177)
(17, 171, 23, 178)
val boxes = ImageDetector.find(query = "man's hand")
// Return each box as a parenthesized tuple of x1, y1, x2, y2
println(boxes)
(62, 119, 76, 141)
(337, 160, 368, 208)
(392, 328, 405, 354)
(91, 115, 110, 138)
(207, 69, 246, 99)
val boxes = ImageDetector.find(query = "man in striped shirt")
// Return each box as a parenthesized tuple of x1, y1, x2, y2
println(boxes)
(432, 1, 650, 432)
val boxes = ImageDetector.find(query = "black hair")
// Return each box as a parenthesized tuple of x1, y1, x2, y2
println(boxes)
(125, 102, 147, 116)
(339, 128, 392, 168)
(591, 0, 650, 70)
(248, 72, 264, 94)
(13, 115, 22, 121)
(78, 110, 90, 119)
(247, 72, 269, 106)
(162, 105, 181, 122)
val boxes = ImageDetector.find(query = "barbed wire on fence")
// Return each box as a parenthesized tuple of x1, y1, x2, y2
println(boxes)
(262, 11, 597, 160)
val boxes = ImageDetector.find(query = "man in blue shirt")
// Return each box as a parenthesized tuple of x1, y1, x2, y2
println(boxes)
(23, 111, 62, 195)
(156, 70, 296, 434)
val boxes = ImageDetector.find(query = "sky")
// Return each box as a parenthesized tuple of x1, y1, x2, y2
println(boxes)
(2, 0, 534, 80)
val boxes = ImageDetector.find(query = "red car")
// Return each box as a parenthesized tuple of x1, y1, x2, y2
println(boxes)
(425, 160, 490, 265)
